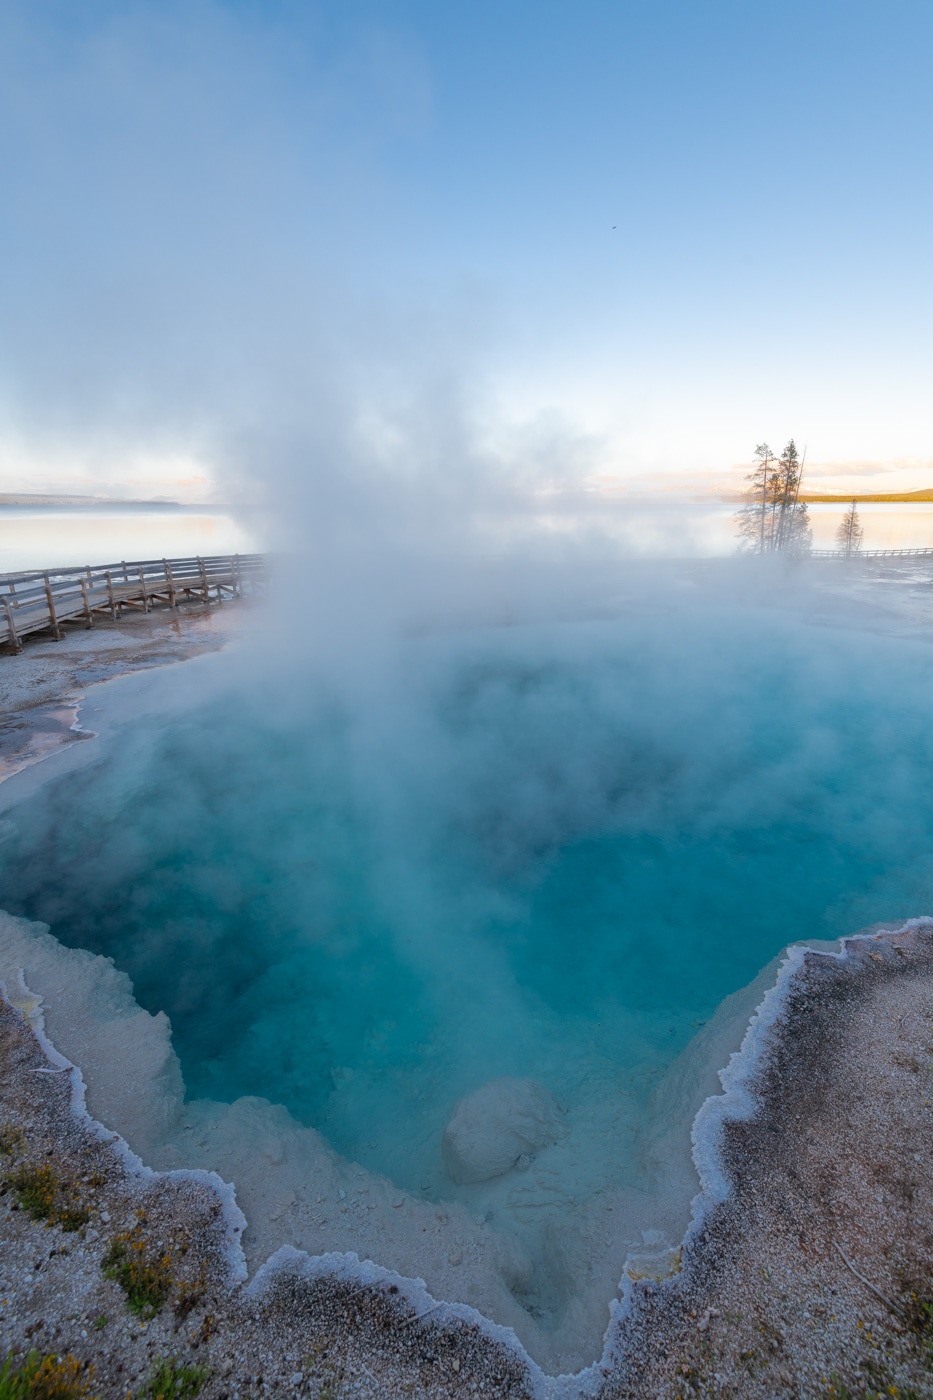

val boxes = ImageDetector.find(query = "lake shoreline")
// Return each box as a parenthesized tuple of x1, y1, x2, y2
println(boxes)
(0, 602, 249, 784)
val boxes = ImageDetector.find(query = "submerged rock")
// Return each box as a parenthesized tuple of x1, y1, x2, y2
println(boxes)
(441, 1076, 568, 1185)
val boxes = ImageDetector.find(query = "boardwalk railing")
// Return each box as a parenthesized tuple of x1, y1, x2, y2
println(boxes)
(1, 553, 266, 652)
(809, 547, 933, 560)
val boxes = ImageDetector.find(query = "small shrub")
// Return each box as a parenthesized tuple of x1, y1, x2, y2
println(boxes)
(0, 1349, 95, 1400)
(902, 1289, 933, 1338)
(3, 1164, 89, 1232)
(144, 1358, 208, 1400)
(103, 1232, 173, 1317)
(172, 1263, 207, 1323)
(57, 1206, 92, 1233)
(6, 1163, 56, 1219)
(0, 1123, 23, 1157)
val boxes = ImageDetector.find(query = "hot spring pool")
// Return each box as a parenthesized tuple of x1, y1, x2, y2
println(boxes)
(2, 600, 933, 1370)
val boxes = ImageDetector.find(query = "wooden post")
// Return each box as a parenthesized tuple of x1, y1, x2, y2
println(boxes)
(198, 555, 210, 602)
(2, 596, 22, 652)
(233, 553, 241, 598)
(43, 575, 63, 640)
(164, 559, 177, 607)
(105, 570, 117, 621)
(79, 576, 94, 628)
(138, 564, 149, 612)
(122, 560, 128, 583)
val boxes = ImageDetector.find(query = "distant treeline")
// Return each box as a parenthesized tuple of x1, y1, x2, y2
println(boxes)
(0, 495, 185, 509)
(797, 488, 933, 504)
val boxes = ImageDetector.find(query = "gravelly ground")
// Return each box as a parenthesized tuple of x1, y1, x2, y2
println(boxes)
(2, 926, 932, 1399)
(0, 999, 535, 1400)
(0, 600, 248, 781)
(595, 924, 933, 1400)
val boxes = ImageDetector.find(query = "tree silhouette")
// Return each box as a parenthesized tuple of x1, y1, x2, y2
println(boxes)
(735, 439, 811, 554)
(835, 499, 863, 558)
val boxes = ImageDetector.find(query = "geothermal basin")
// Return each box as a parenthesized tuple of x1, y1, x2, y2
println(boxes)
(2, 591, 933, 1374)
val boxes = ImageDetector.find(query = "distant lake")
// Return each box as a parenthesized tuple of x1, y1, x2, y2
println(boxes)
(0, 506, 261, 574)
(2, 499, 932, 575)
(805, 502, 933, 551)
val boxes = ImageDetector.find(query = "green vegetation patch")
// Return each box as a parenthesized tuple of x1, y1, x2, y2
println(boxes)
(3, 1163, 90, 1232)
(0, 1123, 23, 1157)
(0, 1349, 95, 1400)
(144, 1358, 209, 1400)
(103, 1230, 173, 1317)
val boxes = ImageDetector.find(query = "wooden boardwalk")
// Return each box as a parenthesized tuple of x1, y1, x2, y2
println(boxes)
(1, 553, 266, 652)
(810, 546, 933, 560)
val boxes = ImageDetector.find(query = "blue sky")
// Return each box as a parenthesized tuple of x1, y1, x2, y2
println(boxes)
(1, 0, 932, 502)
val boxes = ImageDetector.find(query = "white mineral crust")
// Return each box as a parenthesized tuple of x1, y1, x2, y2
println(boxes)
(441, 1076, 569, 1185)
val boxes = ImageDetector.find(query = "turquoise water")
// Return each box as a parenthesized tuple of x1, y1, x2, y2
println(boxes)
(2, 604, 933, 1207)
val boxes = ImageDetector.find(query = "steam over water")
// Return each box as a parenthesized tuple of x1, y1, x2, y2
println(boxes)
(3, 591, 933, 1361)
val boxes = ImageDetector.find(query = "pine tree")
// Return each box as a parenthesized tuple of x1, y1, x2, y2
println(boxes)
(835, 499, 863, 558)
(773, 439, 812, 554)
(735, 439, 811, 554)
(735, 443, 776, 552)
